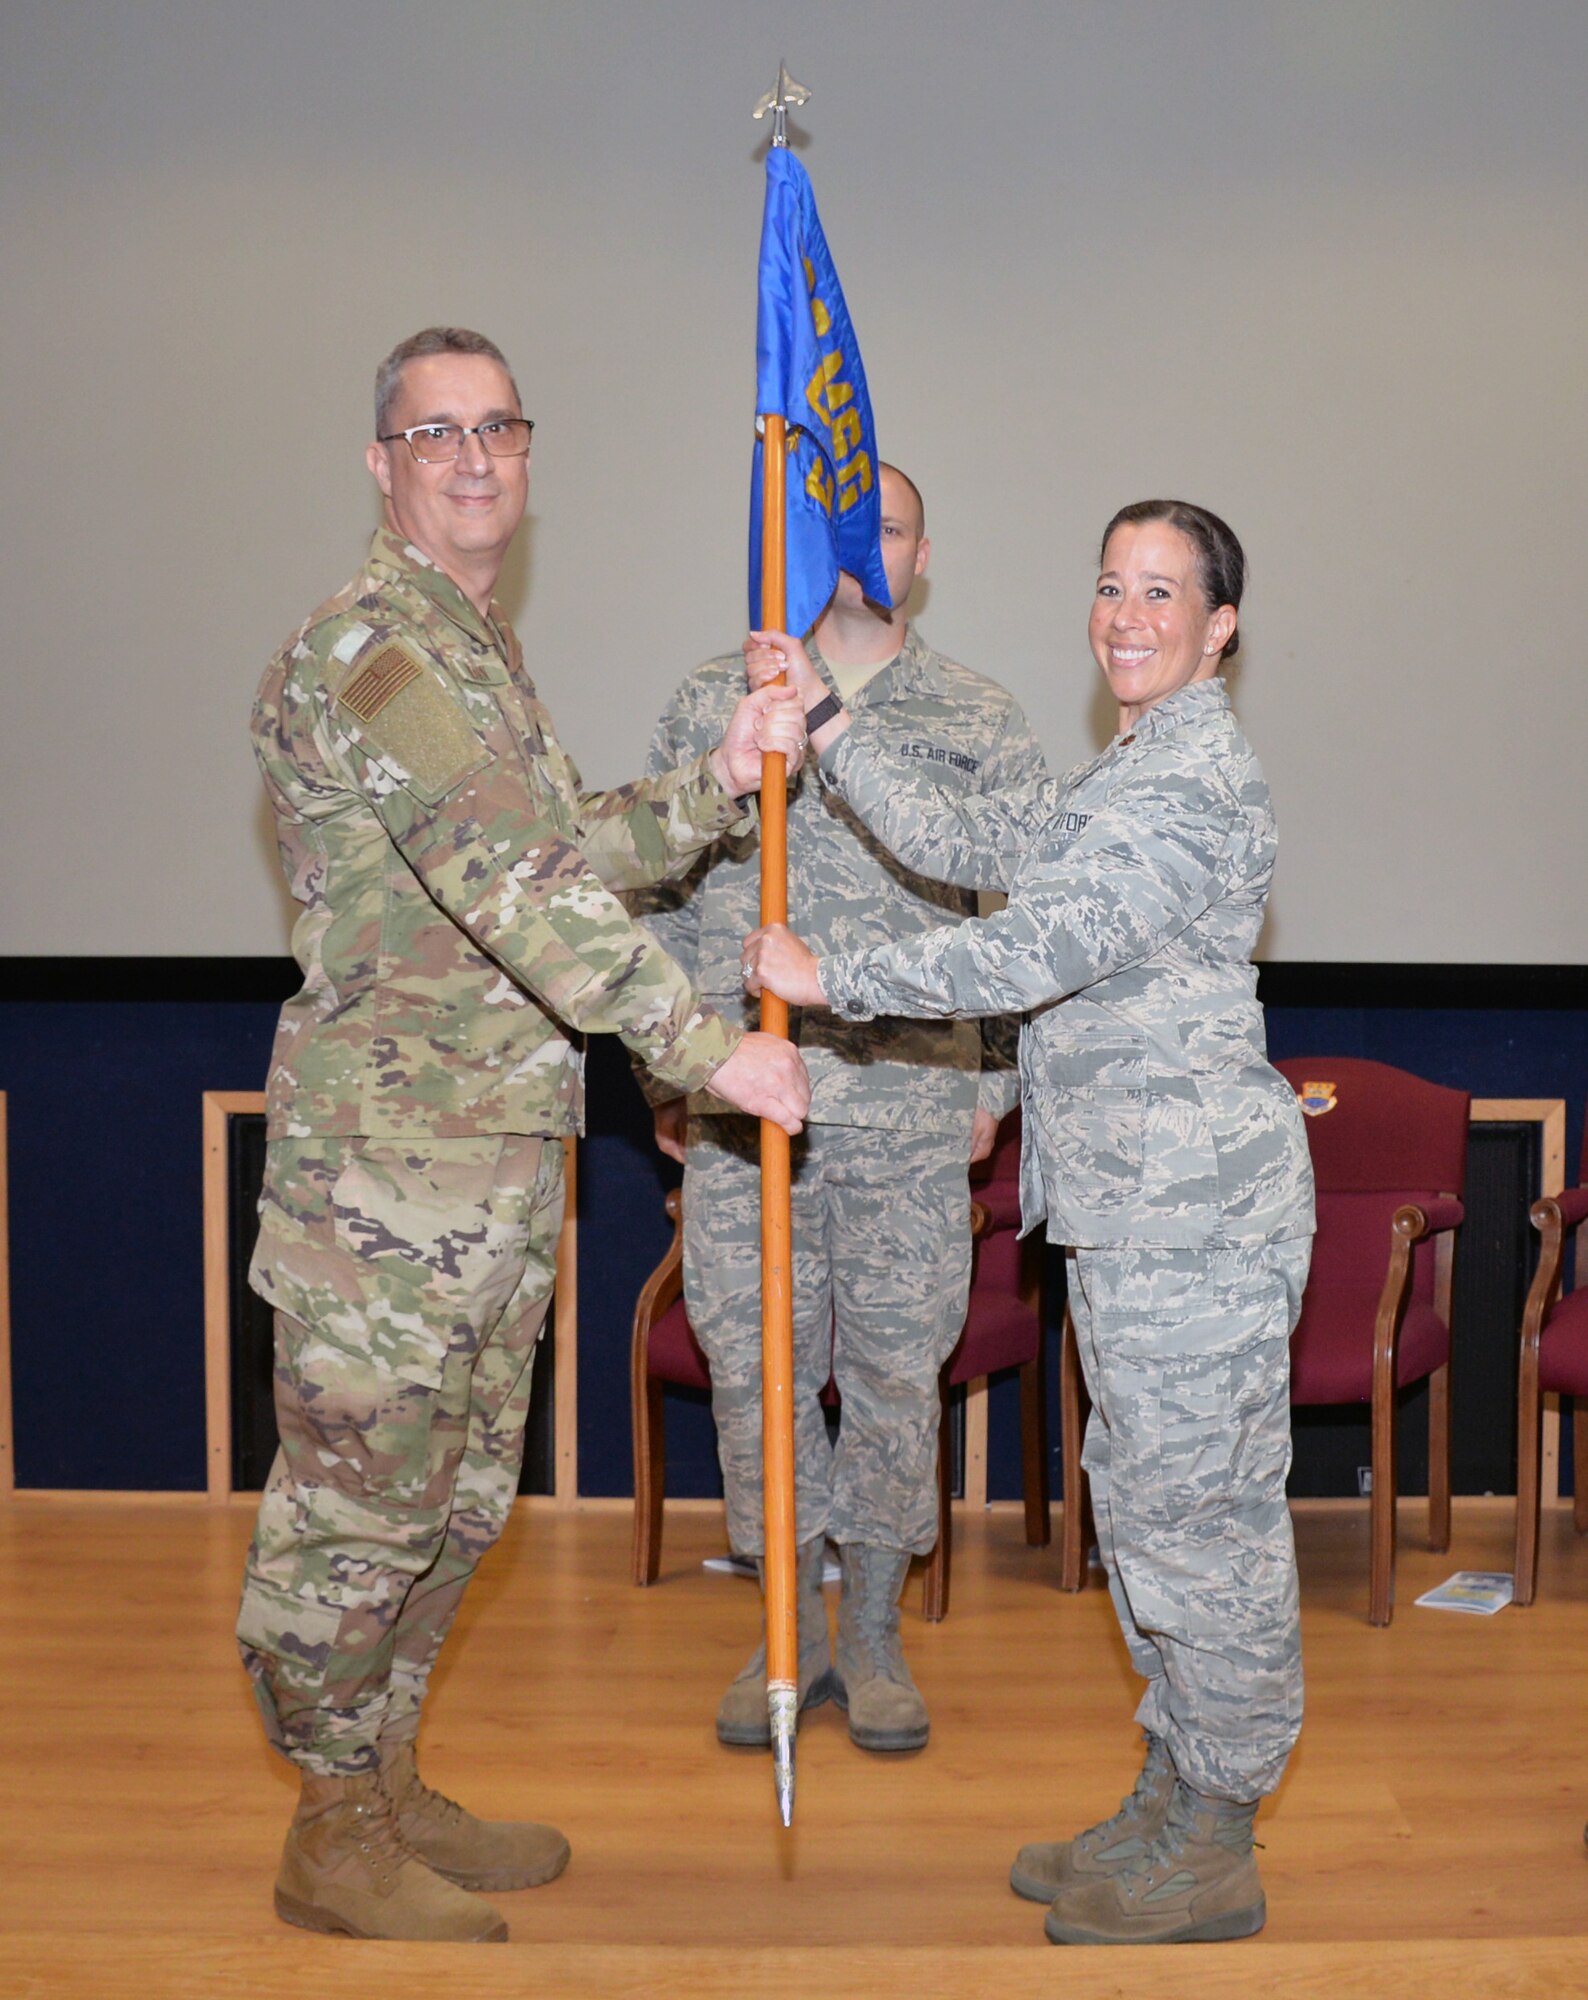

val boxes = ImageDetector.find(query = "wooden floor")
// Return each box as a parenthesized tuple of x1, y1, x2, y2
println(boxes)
(1, 1494, 1585, 1997)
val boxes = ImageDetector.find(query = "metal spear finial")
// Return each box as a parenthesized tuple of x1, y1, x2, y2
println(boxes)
(752, 61, 810, 149)
(769, 1683, 797, 1826)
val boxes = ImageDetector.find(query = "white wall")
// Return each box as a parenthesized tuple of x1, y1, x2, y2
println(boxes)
(3, 1, 1583, 962)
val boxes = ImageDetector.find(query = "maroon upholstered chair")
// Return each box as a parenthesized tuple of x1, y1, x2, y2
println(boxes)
(629, 1185, 718, 1589)
(933, 1108, 1053, 1619)
(1275, 1058, 1470, 1626)
(1513, 1107, 1588, 1605)
(630, 1110, 1050, 1621)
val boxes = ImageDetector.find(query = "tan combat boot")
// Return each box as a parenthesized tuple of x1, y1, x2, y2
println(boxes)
(274, 1770, 508, 1941)
(831, 1543, 928, 1752)
(379, 1738, 570, 1893)
(1043, 1780, 1264, 1945)
(716, 1537, 834, 1747)
(1009, 1731, 1175, 1902)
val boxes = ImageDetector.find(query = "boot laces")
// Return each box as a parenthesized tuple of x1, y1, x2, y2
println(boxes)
(844, 1551, 909, 1682)
(855, 1605, 907, 1680)
(387, 1750, 467, 1829)
(405, 1771, 466, 1829)
(1118, 1786, 1252, 1887)
(1079, 1738, 1170, 1852)
(345, 1789, 411, 1888)
(1116, 1783, 1203, 1889)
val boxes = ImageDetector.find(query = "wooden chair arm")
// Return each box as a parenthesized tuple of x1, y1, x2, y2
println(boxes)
(1395, 1197, 1464, 1240)
(631, 1188, 686, 1348)
(970, 1199, 990, 1241)
(1371, 1208, 1421, 1403)
(1543, 1185, 1588, 1232)
(1519, 1195, 1571, 1360)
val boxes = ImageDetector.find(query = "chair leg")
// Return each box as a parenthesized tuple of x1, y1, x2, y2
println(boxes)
(1059, 1305, 1089, 1592)
(1427, 1360, 1451, 1553)
(1513, 1348, 1542, 1607)
(1574, 1403, 1588, 1536)
(1369, 1373, 1398, 1628)
(631, 1376, 666, 1587)
(1018, 1347, 1052, 1549)
(922, 1362, 953, 1623)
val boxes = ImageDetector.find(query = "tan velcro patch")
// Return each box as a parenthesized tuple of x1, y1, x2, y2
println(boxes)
(333, 640, 492, 802)
(339, 644, 422, 722)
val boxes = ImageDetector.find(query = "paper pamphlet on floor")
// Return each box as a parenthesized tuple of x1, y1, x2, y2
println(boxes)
(1414, 1570, 1514, 1614)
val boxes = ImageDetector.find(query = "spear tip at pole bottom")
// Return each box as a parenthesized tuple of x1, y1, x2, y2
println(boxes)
(769, 1682, 797, 1826)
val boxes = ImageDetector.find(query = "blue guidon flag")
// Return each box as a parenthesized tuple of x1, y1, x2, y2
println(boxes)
(750, 148, 888, 639)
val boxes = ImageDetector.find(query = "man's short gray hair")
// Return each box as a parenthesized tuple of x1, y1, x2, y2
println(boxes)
(374, 327, 521, 437)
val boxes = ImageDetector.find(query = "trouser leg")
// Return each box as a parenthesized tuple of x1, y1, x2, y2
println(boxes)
(383, 1141, 564, 1743)
(824, 1128, 973, 1556)
(683, 1117, 835, 1554)
(238, 1136, 547, 1776)
(1071, 1240, 1311, 1803)
(240, 1318, 468, 1775)
(1068, 1254, 1166, 1693)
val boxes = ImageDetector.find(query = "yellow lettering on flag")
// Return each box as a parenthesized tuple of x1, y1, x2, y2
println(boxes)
(805, 352, 846, 421)
(803, 258, 833, 338)
(837, 451, 874, 512)
(805, 459, 835, 516)
(832, 407, 863, 456)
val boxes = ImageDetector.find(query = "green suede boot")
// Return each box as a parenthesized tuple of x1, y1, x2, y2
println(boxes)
(1044, 1780, 1264, 1946)
(715, 1537, 834, 1747)
(1010, 1731, 1175, 1902)
(831, 1543, 928, 1752)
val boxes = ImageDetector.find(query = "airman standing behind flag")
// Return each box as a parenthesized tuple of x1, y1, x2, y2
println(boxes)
(237, 325, 810, 1944)
(632, 463, 1046, 1752)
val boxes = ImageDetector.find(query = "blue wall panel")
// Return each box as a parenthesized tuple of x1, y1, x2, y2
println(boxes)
(0, 999, 276, 1489)
(1, 970, 1582, 1497)
(576, 1037, 722, 1502)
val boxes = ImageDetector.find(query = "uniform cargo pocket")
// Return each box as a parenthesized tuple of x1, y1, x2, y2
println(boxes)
(1043, 1085, 1145, 1211)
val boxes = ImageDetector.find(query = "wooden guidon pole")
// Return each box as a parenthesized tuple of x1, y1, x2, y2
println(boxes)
(757, 410, 799, 1826)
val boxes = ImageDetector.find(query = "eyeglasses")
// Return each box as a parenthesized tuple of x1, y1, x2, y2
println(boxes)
(378, 418, 535, 463)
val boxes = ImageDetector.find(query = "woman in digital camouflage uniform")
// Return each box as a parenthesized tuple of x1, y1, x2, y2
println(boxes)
(740, 500, 1314, 1949)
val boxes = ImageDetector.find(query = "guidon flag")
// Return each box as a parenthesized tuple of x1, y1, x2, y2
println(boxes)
(749, 147, 888, 638)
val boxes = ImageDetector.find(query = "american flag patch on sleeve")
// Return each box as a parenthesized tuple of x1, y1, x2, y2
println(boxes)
(339, 645, 422, 722)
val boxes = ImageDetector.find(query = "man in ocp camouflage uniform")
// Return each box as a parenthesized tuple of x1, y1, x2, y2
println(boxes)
(237, 326, 810, 1944)
(632, 465, 1045, 1753)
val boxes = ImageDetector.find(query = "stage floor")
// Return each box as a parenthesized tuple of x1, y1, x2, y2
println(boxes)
(1, 1494, 1584, 1997)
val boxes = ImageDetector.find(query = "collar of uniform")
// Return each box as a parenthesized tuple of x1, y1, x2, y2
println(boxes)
(1125, 676, 1230, 744)
(363, 528, 513, 684)
(807, 623, 944, 708)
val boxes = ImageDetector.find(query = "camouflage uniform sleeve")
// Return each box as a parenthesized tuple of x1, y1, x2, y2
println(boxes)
(821, 755, 1245, 1024)
(547, 733, 753, 893)
(625, 679, 717, 1109)
(976, 1030, 1022, 1122)
(318, 660, 740, 1097)
(820, 724, 1057, 893)
(973, 698, 1051, 1120)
